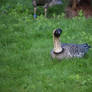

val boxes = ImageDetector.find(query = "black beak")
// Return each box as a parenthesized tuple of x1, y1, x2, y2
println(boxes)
(54, 28, 62, 37)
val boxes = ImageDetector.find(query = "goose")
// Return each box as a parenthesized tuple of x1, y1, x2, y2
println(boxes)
(51, 28, 91, 60)
(32, 0, 62, 18)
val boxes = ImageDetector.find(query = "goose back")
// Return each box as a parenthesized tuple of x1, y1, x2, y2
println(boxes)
(51, 43, 91, 60)
(62, 43, 90, 58)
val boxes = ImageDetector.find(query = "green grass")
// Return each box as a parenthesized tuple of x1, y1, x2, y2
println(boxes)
(0, 1, 92, 92)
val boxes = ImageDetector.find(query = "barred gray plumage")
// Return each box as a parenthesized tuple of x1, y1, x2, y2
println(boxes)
(51, 28, 91, 60)
(62, 43, 91, 57)
(32, 0, 62, 6)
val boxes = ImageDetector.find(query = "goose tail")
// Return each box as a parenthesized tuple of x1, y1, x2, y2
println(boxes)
(82, 43, 91, 54)
(84, 43, 91, 49)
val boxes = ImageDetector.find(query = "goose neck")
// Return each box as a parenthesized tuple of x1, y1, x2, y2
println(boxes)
(53, 36, 62, 53)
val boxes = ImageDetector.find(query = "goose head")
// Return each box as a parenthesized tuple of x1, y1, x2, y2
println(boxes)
(54, 28, 62, 38)
(53, 28, 63, 54)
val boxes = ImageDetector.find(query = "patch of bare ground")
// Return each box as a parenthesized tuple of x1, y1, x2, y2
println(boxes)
(66, 4, 92, 18)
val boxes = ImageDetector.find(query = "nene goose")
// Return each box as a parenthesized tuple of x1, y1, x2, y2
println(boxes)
(51, 28, 91, 60)
(32, 0, 62, 18)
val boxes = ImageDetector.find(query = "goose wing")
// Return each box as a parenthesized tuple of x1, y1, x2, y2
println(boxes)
(61, 43, 91, 57)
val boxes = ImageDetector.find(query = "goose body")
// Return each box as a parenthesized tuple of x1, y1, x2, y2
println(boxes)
(34, 0, 62, 6)
(51, 29, 91, 60)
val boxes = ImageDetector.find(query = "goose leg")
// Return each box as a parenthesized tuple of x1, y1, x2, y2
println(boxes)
(44, 3, 48, 17)
(44, 8, 48, 17)
(34, 7, 37, 18)
(32, 0, 37, 18)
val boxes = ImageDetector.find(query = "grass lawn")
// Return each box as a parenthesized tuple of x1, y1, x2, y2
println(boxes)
(0, 1, 92, 92)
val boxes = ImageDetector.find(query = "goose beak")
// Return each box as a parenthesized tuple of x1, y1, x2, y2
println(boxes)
(54, 28, 62, 37)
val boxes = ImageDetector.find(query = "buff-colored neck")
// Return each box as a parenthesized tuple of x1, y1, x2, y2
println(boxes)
(53, 35, 63, 53)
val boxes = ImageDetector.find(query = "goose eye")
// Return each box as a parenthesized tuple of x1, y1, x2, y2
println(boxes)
(58, 31, 61, 34)
(57, 28, 62, 34)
